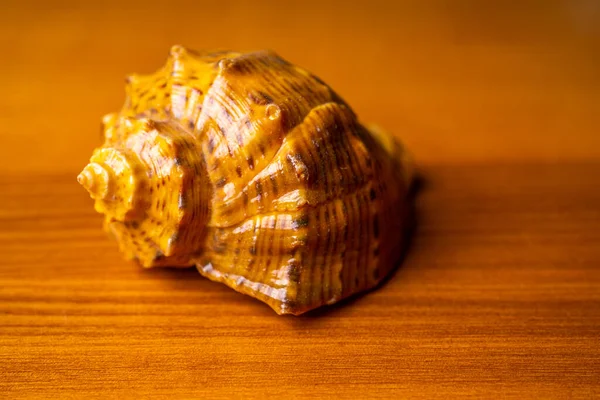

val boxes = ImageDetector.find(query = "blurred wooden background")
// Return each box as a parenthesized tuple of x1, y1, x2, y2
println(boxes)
(1, 0, 599, 173)
(2, 1, 600, 398)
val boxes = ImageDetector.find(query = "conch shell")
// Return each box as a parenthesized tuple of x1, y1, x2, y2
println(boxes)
(78, 46, 413, 315)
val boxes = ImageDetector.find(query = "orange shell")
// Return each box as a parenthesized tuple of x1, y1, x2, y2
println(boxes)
(78, 46, 414, 315)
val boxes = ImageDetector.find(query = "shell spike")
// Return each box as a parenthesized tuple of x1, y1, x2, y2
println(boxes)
(169, 44, 187, 58)
(125, 74, 138, 84)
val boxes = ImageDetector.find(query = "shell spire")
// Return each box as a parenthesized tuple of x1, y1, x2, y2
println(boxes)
(78, 46, 414, 315)
(77, 163, 110, 200)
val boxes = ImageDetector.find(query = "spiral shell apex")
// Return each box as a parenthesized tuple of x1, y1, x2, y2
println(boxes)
(78, 45, 414, 315)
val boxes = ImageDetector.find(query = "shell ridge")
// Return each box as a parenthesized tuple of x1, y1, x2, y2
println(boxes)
(213, 97, 313, 199)
(195, 261, 291, 314)
(204, 176, 373, 239)
(209, 101, 359, 226)
(203, 52, 338, 215)
(194, 77, 234, 154)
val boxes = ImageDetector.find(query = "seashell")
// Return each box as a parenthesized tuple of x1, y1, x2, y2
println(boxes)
(78, 45, 414, 315)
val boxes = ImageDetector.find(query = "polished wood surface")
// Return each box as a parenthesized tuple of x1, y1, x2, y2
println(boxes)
(1, 0, 600, 398)
(2, 164, 599, 398)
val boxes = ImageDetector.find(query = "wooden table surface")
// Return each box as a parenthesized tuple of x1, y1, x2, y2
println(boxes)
(1, 1, 599, 398)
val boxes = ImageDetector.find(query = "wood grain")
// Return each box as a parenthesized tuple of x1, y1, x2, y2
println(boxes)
(1, 164, 599, 398)
(2, 0, 600, 398)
